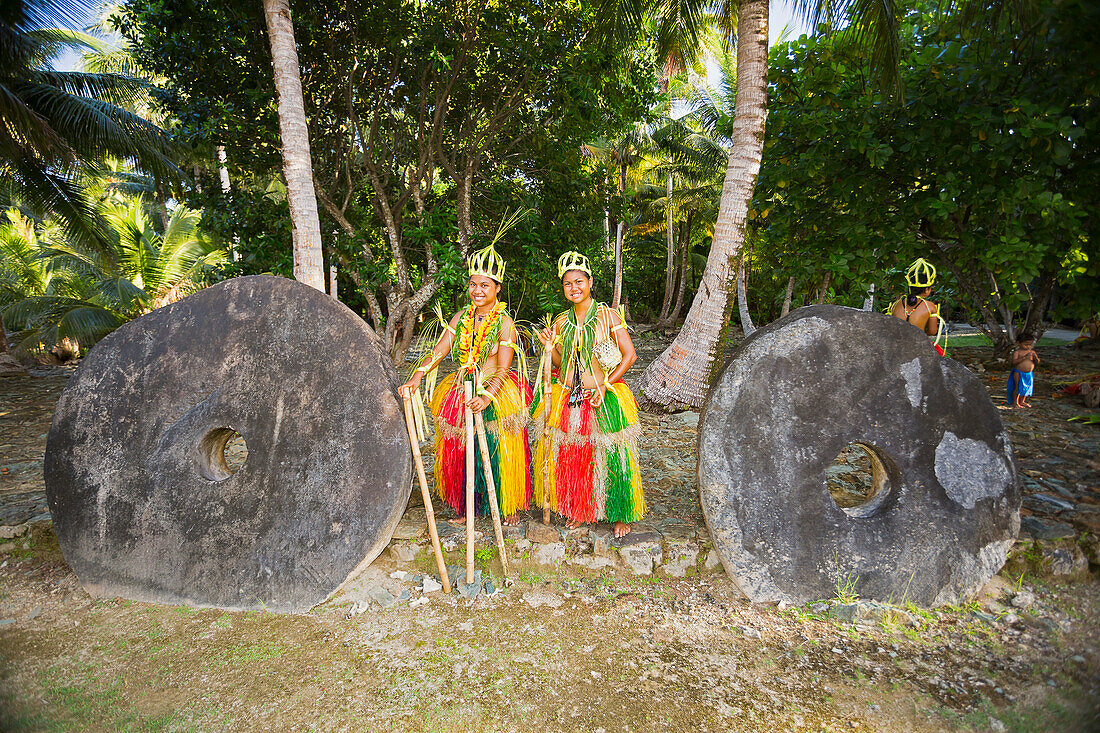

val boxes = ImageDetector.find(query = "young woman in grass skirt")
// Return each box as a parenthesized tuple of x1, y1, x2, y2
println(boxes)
(533, 251, 645, 538)
(399, 244, 531, 525)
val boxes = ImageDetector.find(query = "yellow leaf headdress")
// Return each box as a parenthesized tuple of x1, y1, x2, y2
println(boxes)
(557, 250, 591, 279)
(905, 258, 936, 288)
(468, 243, 505, 282)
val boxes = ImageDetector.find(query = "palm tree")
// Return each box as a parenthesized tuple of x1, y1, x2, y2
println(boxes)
(602, 0, 905, 409)
(3, 197, 226, 356)
(0, 0, 179, 247)
(261, 0, 326, 292)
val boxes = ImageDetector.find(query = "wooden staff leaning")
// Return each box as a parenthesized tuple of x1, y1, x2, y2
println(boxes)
(540, 326, 554, 525)
(463, 380, 475, 585)
(473, 410, 509, 581)
(400, 391, 451, 594)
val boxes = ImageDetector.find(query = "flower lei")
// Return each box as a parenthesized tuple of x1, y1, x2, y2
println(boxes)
(453, 300, 507, 373)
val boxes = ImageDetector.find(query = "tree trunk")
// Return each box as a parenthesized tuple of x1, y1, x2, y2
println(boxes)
(329, 263, 338, 300)
(780, 275, 795, 318)
(1021, 271, 1055, 341)
(635, 0, 768, 410)
(657, 172, 676, 323)
(612, 161, 627, 308)
(262, 0, 325, 292)
(736, 255, 756, 337)
(669, 218, 691, 325)
(815, 272, 831, 304)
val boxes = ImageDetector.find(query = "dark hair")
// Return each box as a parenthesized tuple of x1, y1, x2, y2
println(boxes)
(905, 285, 930, 307)
(561, 269, 592, 282)
(1017, 331, 1036, 343)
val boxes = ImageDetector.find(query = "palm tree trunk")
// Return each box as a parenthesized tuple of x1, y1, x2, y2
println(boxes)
(636, 0, 768, 410)
(612, 162, 627, 308)
(669, 218, 691, 325)
(262, 0, 326, 292)
(736, 255, 756, 337)
(657, 172, 676, 323)
(815, 272, 831, 304)
(780, 274, 795, 318)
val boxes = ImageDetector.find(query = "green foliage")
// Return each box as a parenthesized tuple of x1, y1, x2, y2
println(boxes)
(2, 197, 227, 355)
(752, 1, 1099, 345)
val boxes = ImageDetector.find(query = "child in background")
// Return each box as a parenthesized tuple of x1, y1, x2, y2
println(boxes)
(1007, 333, 1040, 408)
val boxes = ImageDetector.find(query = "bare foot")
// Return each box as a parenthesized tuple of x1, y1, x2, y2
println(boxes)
(614, 522, 631, 538)
(566, 519, 587, 530)
(447, 516, 467, 526)
(504, 514, 520, 526)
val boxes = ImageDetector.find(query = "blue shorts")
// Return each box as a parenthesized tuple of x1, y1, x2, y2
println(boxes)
(1007, 369, 1034, 399)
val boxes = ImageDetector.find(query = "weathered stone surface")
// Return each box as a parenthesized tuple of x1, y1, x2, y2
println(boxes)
(658, 541, 699, 578)
(44, 276, 411, 613)
(1020, 516, 1076, 540)
(699, 306, 1020, 607)
(619, 542, 662, 575)
(534, 542, 567, 566)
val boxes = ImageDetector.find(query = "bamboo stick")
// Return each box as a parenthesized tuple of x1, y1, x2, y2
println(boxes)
(541, 343, 553, 525)
(474, 411, 509, 580)
(464, 380, 475, 585)
(401, 391, 451, 594)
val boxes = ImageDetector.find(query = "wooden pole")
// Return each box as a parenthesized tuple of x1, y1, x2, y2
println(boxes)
(474, 412, 509, 580)
(463, 380, 475, 585)
(401, 392, 451, 594)
(541, 347, 553, 525)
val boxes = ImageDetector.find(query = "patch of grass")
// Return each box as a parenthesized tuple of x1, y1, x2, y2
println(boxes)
(833, 571, 860, 604)
(211, 639, 288, 666)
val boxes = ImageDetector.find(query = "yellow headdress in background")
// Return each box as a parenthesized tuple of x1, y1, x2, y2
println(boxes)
(905, 258, 936, 288)
(557, 250, 592, 279)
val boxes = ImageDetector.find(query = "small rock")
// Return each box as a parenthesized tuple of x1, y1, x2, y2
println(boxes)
(25, 605, 41, 620)
(0, 619, 15, 627)
(388, 543, 419, 563)
(1020, 516, 1076, 540)
(590, 527, 613, 557)
(523, 589, 563, 609)
(446, 565, 482, 588)
(737, 625, 761, 639)
(409, 596, 429, 608)
(503, 522, 526, 540)
(514, 538, 531, 552)
(456, 581, 482, 599)
(389, 570, 408, 580)
(1043, 546, 1088, 577)
(989, 718, 1006, 733)
(483, 579, 496, 596)
(704, 549, 722, 570)
(458, 621, 473, 632)
(619, 542, 662, 575)
(659, 542, 699, 578)
(367, 586, 397, 609)
(1071, 655, 1086, 664)
(1010, 591, 1035, 609)
(808, 602, 829, 614)
(0, 524, 28, 540)
(527, 522, 560, 544)
(570, 556, 615, 570)
(1002, 612, 1020, 625)
(613, 525, 661, 547)
(534, 542, 567, 566)
(1031, 493, 1075, 512)
(421, 576, 443, 593)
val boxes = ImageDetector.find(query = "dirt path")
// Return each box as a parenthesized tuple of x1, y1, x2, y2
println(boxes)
(0, 339, 1097, 732)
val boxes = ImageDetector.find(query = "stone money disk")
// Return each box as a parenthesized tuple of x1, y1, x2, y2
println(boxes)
(699, 305, 1020, 607)
(45, 276, 412, 612)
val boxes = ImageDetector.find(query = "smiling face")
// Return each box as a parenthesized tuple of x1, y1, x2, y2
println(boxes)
(561, 270, 592, 305)
(468, 274, 500, 309)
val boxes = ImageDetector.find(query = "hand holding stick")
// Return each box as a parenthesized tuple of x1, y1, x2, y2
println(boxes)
(401, 391, 451, 594)
(463, 380, 475, 585)
(474, 411, 510, 581)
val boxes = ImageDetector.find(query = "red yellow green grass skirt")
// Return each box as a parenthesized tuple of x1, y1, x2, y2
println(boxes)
(531, 380, 645, 524)
(429, 371, 532, 517)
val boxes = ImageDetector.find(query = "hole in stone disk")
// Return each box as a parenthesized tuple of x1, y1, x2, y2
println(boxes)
(825, 443, 896, 518)
(198, 427, 248, 482)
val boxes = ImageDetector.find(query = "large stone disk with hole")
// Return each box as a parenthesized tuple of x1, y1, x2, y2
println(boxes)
(44, 275, 411, 612)
(699, 305, 1020, 607)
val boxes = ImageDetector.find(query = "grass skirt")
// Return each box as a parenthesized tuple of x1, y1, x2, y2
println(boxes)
(429, 371, 532, 517)
(532, 381, 645, 524)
